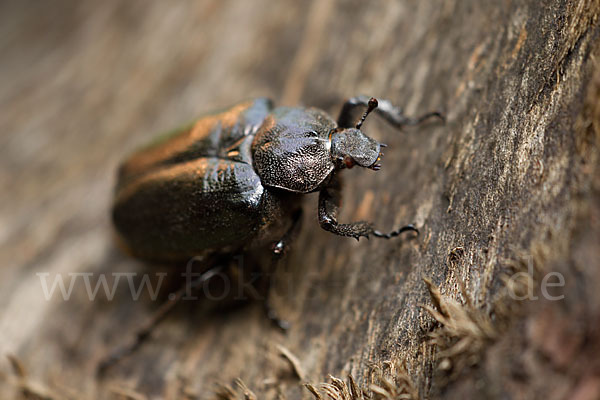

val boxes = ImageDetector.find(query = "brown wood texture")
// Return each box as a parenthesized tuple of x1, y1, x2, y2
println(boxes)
(1, 1, 599, 399)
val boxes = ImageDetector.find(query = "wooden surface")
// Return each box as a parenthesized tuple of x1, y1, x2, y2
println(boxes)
(0, 1, 599, 399)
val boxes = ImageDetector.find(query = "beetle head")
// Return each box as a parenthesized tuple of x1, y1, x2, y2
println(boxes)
(330, 128, 382, 170)
(330, 97, 383, 170)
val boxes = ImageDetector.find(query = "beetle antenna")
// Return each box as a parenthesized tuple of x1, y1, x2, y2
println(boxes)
(355, 97, 378, 129)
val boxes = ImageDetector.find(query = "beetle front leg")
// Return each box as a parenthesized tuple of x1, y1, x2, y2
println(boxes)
(319, 174, 419, 240)
(318, 174, 375, 240)
(337, 95, 444, 129)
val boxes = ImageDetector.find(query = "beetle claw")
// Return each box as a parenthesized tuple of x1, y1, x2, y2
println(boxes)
(373, 224, 419, 239)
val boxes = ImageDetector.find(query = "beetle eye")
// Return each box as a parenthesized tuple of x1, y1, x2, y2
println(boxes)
(343, 156, 355, 169)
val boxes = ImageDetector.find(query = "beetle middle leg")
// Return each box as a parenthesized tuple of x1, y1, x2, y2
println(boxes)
(97, 259, 224, 376)
(262, 208, 303, 330)
(318, 174, 418, 240)
(337, 95, 444, 129)
(272, 208, 303, 257)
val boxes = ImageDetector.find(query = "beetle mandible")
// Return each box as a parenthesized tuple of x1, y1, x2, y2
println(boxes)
(112, 96, 442, 263)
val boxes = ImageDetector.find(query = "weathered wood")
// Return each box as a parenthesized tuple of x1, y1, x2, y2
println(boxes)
(0, 0, 599, 399)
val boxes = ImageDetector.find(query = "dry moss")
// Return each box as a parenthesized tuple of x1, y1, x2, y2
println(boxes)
(422, 239, 559, 384)
(305, 362, 418, 400)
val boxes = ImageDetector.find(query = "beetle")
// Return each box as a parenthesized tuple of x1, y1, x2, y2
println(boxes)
(100, 96, 442, 374)
(112, 96, 441, 263)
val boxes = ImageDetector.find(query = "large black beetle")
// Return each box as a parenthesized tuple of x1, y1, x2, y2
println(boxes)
(112, 96, 441, 263)
(99, 96, 441, 374)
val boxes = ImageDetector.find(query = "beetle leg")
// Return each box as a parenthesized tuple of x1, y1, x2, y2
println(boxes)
(319, 174, 419, 241)
(97, 262, 224, 376)
(238, 266, 290, 331)
(263, 208, 303, 330)
(337, 95, 444, 129)
(318, 174, 375, 240)
(373, 224, 419, 238)
(272, 209, 303, 257)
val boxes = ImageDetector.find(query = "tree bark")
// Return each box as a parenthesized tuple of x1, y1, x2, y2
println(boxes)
(0, 1, 599, 399)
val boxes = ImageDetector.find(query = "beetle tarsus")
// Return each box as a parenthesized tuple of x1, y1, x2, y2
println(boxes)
(401, 110, 445, 126)
(373, 224, 419, 239)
